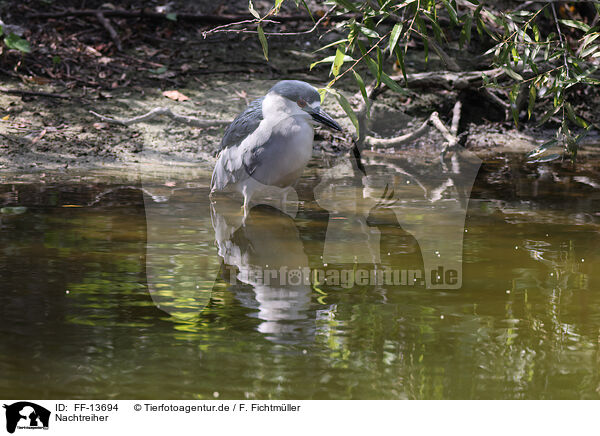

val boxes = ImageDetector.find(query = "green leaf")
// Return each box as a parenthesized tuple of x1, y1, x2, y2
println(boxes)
(459, 15, 472, 48)
(380, 71, 406, 94)
(394, 45, 407, 82)
(0, 25, 3, 37)
(474, 4, 484, 36)
(558, 19, 590, 33)
(274, 0, 285, 13)
(257, 24, 268, 61)
(310, 54, 354, 70)
(580, 33, 600, 52)
(317, 87, 328, 104)
(527, 86, 536, 120)
(565, 102, 588, 128)
(166, 12, 177, 21)
(362, 52, 380, 86)
(360, 26, 380, 39)
(511, 45, 520, 64)
(430, 16, 444, 43)
(376, 46, 383, 85)
(334, 0, 360, 12)
(537, 105, 561, 126)
(353, 71, 370, 119)
(322, 87, 359, 135)
(532, 24, 540, 42)
(580, 44, 598, 58)
(530, 153, 561, 163)
(527, 139, 558, 158)
(502, 66, 523, 81)
(248, 0, 260, 19)
(331, 45, 346, 77)
(415, 13, 428, 63)
(509, 83, 520, 126)
(335, 92, 359, 136)
(314, 38, 348, 53)
(4, 33, 31, 53)
(388, 23, 403, 55)
(441, 0, 458, 25)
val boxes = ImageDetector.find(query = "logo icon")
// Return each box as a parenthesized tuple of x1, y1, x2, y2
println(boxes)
(3, 402, 50, 434)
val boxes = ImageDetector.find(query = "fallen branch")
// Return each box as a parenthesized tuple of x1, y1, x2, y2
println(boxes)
(0, 88, 71, 99)
(430, 111, 457, 146)
(389, 68, 504, 90)
(364, 101, 462, 151)
(95, 11, 122, 51)
(364, 117, 430, 148)
(89, 107, 231, 127)
(481, 88, 510, 110)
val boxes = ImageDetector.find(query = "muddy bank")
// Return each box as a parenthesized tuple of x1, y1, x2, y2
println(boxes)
(1, 74, 599, 174)
(0, 0, 599, 176)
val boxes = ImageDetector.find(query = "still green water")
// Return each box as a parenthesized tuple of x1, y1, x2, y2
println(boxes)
(0, 155, 598, 399)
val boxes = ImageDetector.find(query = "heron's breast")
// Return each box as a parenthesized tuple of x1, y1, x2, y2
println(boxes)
(270, 121, 314, 186)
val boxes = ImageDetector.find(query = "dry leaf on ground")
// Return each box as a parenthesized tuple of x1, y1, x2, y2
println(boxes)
(162, 90, 189, 102)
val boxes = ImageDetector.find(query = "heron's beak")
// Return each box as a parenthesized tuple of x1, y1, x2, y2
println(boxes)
(310, 108, 342, 131)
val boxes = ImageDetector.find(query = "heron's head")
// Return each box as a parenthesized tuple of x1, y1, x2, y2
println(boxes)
(265, 80, 342, 131)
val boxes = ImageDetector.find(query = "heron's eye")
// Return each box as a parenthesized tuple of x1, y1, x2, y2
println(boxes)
(297, 99, 307, 108)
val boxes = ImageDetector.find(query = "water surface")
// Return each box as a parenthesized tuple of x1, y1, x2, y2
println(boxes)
(0, 155, 598, 399)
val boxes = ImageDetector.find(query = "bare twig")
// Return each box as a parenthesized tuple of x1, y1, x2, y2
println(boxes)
(262, 6, 335, 36)
(201, 19, 280, 37)
(551, 2, 570, 77)
(202, 6, 336, 37)
(95, 11, 122, 51)
(89, 107, 231, 127)
(27, 9, 355, 24)
(0, 88, 71, 99)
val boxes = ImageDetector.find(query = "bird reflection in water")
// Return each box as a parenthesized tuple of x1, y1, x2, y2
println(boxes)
(211, 200, 314, 344)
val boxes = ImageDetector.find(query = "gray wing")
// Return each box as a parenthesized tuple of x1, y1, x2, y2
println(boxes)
(242, 129, 296, 187)
(212, 97, 264, 192)
(212, 126, 288, 191)
(219, 97, 264, 150)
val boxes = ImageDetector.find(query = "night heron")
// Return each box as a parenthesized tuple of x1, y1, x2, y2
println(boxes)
(210, 80, 342, 217)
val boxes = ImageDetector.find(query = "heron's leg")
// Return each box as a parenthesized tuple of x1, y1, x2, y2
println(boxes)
(242, 196, 249, 223)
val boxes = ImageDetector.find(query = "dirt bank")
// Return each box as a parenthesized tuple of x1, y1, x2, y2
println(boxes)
(1, 0, 599, 176)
